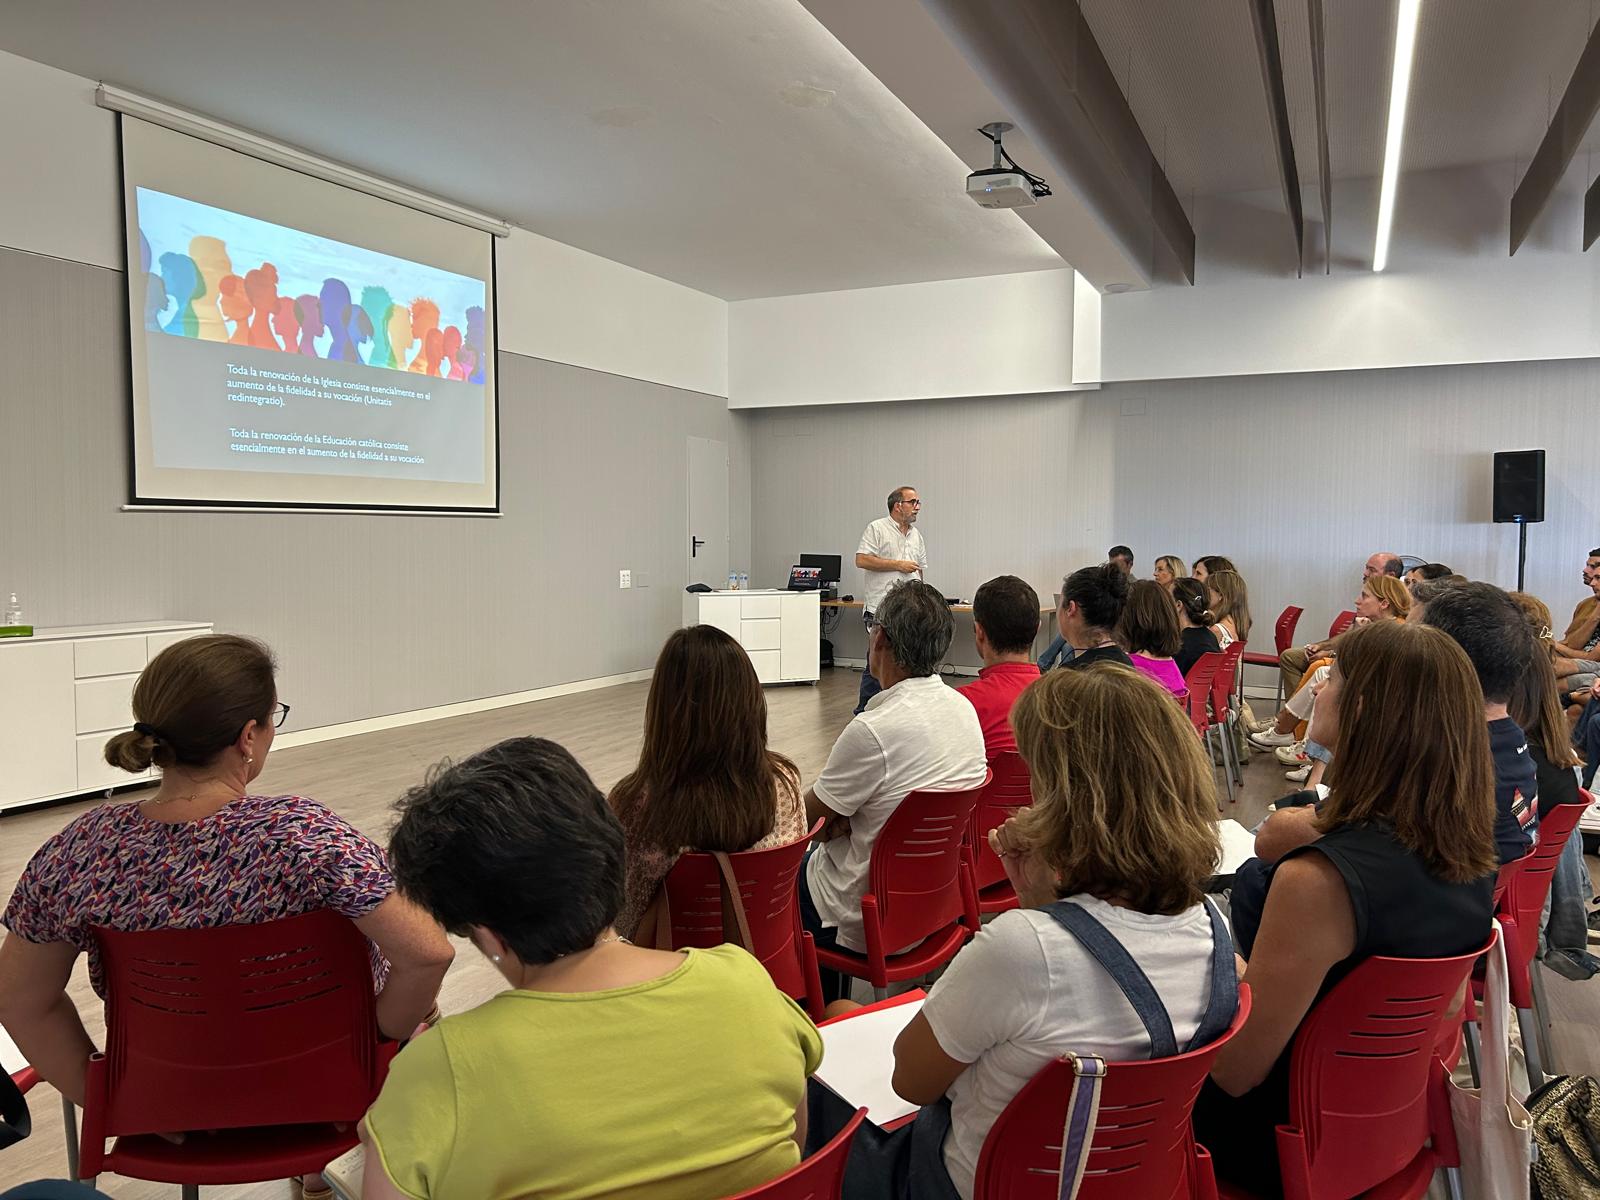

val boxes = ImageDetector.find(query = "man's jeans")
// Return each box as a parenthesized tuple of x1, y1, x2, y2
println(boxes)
(1038, 635, 1075, 671)
(855, 611, 881, 714)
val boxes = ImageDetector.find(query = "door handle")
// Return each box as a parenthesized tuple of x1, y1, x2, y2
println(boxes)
(692, 536, 706, 557)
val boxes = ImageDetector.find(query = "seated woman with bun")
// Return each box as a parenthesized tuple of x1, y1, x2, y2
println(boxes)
(363, 737, 822, 1199)
(1118, 578, 1187, 697)
(1195, 621, 1497, 1193)
(1172, 577, 1222, 676)
(0, 635, 452, 1199)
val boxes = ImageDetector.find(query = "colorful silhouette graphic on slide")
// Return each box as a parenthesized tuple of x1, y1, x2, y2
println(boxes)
(137, 187, 488, 381)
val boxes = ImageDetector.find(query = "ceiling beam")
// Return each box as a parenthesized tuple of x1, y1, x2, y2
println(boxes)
(921, 0, 1196, 283)
(1308, 0, 1332, 273)
(1510, 20, 1600, 254)
(1247, 0, 1305, 274)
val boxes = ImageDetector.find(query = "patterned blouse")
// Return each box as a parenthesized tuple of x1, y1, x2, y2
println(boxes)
(614, 769, 810, 940)
(2, 794, 396, 996)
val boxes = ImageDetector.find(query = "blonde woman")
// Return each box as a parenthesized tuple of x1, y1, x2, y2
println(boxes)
(1206, 570, 1252, 647)
(1153, 555, 1187, 592)
(876, 664, 1234, 1200)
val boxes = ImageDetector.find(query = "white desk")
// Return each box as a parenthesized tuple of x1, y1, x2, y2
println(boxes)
(683, 590, 819, 685)
(0, 620, 212, 813)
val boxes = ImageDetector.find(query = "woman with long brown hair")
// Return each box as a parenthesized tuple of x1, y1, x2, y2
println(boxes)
(1206, 569, 1252, 646)
(1197, 620, 1497, 1192)
(610, 625, 806, 941)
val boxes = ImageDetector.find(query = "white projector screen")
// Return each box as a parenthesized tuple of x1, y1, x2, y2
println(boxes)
(119, 117, 499, 511)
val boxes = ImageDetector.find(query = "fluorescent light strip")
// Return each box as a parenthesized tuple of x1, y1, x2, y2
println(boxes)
(1373, 0, 1422, 272)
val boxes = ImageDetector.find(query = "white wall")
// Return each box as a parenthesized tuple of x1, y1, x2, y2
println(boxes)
(1098, 164, 1600, 383)
(729, 269, 1082, 407)
(0, 48, 730, 399)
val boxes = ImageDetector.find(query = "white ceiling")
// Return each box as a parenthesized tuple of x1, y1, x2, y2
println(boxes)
(0, 0, 1064, 300)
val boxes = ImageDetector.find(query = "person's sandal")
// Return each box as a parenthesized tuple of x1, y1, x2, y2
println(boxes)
(292, 1180, 333, 1200)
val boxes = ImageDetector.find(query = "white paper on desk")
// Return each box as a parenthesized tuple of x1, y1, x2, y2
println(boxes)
(0, 1025, 26, 1076)
(1215, 819, 1257, 876)
(814, 999, 924, 1126)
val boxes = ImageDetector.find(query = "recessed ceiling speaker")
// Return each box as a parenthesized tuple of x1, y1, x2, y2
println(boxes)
(1492, 449, 1545, 524)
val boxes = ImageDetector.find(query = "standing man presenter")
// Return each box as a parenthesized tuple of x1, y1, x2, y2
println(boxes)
(854, 486, 928, 713)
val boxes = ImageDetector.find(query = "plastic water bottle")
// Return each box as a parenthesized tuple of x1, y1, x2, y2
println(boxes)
(727, 571, 738, 591)
(3, 592, 20, 626)
(740, 572, 750, 591)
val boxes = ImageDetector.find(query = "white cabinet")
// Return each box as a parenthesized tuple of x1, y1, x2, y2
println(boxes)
(683, 590, 820, 685)
(0, 621, 212, 813)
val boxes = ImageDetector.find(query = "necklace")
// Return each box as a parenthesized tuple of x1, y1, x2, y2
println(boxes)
(595, 934, 631, 947)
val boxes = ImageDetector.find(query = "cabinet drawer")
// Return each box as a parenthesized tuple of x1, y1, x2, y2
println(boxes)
(741, 595, 781, 619)
(746, 649, 780, 683)
(76, 675, 137, 735)
(147, 629, 207, 660)
(741, 618, 781, 652)
(77, 733, 147, 792)
(74, 636, 147, 679)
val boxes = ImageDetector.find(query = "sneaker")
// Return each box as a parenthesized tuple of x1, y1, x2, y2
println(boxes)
(1284, 764, 1312, 783)
(1275, 741, 1308, 765)
(1248, 727, 1296, 749)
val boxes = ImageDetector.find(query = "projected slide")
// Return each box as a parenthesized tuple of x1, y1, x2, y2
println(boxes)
(135, 188, 487, 485)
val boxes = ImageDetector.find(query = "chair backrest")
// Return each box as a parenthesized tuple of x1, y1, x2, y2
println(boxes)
(1208, 642, 1244, 725)
(974, 984, 1253, 1199)
(662, 824, 818, 1000)
(84, 910, 392, 1147)
(1278, 937, 1493, 1198)
(1502, 797, 1590, 977)
(867, 773, 989, 956)
(723, 1107, 866, 1199)
(1183, 652, 1223, 735)
(971, 753, 1033, 892)
(1327, 610, 1356, 639)
(1274, 605, 1305, 655)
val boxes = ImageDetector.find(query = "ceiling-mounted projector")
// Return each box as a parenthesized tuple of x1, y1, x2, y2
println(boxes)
(967, 121, 1051, 210)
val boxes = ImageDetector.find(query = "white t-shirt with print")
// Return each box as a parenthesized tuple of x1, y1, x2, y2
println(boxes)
(806, 675, 986, 951)
(857, 516, 928, 613)
(922, 897, 1221, 1200)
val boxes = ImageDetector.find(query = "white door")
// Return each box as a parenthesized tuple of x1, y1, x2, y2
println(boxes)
(687, 436, 729, 588)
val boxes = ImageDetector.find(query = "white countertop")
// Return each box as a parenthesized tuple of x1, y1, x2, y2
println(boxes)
(0, 620, 210, 645)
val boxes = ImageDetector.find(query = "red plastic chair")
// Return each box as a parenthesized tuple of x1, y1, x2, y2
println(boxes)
(975, 984, 1252, 1199)
(969, 753, 1034, 914)
(723, 1106, 866, 1199)
(1241, 606, 1303, 704)
(79, 910, 399, 1191)
(1208, 642, 1246, 792)
(815, 772, 990, 995)
(1221, 936, 1494, 1200)
(1477, 796, 1591, 1086)
(1326, 610, 1356, 639)
(1183, 653, 1228, 800)
(662, 822, 827, 1020)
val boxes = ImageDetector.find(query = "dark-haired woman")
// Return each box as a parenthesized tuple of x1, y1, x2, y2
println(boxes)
(0, 635, 451, 1198)
(610, 626, 807, 941)
(361, 737, 822, 1199)
(1057, 563, 1133, 670)
(1173, 578, 1222, 677)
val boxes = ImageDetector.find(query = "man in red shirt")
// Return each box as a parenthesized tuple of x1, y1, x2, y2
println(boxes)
(958, 575, 1043, 757)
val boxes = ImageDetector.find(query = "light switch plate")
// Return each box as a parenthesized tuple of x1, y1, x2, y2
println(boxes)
(619, 569, 632, 589)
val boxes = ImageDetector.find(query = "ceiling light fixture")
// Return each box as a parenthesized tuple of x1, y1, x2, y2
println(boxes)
(1372, 0, 1422, 272)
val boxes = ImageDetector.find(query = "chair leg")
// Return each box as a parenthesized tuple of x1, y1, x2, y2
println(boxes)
(1444, 1165, 1466, 1200)
(182, 1185, 200, 1200)
(1518, 1006, 1546, 1089)
(1530, 958, 1557, 1076)
(61, 1094, 79, 1180)
(1463, 1019, 1482, 1088)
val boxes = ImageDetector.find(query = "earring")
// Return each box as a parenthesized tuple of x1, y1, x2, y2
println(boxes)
(490, 954, 502, 964)
(245, 755, 254, 765)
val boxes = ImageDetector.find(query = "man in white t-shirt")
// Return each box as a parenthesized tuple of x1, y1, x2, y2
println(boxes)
(798, 579, 986, 997)
(853, 486, 928, 713)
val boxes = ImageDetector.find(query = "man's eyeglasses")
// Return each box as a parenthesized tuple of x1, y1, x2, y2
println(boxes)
(897, 498, 922, 508)
(270, 702, 292, 729)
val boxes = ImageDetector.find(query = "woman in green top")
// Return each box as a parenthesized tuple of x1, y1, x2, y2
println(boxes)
(360, 737, 823, 1200)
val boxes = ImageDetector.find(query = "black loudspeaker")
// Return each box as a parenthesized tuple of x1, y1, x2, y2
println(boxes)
(1493, 449, 1545, 524)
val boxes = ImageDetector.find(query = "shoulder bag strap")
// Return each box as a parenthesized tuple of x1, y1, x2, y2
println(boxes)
(644, 885, 674, 952)
(1183, 898, 1240, 1052)
(0, 1069, 31, 1150)
(712, 851, 755, 954)
(1055, 1053, 1106, 1200)
(1042, 902, 1178, 1058)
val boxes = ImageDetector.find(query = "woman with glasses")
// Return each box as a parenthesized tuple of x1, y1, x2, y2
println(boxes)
(0, 635, 451, 1199)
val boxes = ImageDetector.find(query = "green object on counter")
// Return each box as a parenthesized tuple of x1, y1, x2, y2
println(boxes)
(0, 625, 34, 638)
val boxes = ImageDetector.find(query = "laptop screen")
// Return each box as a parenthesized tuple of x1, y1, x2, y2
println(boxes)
(788, 565, 823, 590)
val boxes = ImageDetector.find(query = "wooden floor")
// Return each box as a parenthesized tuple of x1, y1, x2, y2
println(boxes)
(0, 667, 1596, 1194)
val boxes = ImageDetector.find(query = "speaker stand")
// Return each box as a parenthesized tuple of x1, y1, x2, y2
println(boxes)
(1516, 517, 1528, 593)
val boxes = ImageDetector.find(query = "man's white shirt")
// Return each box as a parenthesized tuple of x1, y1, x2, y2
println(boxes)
(857, 516, 928, 613)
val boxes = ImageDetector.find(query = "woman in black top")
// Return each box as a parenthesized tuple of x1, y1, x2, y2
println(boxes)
(1172, 578, 1221, 677)
(1195, 621, 1497, 1195)
(1056, 563, 1134, 670)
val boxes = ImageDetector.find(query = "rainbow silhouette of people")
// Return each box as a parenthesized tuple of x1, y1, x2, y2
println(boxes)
(465, 305, 487, 383)
(294, 295, 324, 355)
(407, 299, 440, 373)
(219, 275, 252, 344)
(244, 264, 282, 350)
(347, 305, 374, 362)
(359, 287, 395, 367)
(271, 296, 301, 355)
(385, 304, 414, 372)
(442, 326, 464, 379)
(320, 278, 357, 361)
(188, 236, 235, 342)
(158, 253, 204, 337)
(138, 232, 166, 333)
